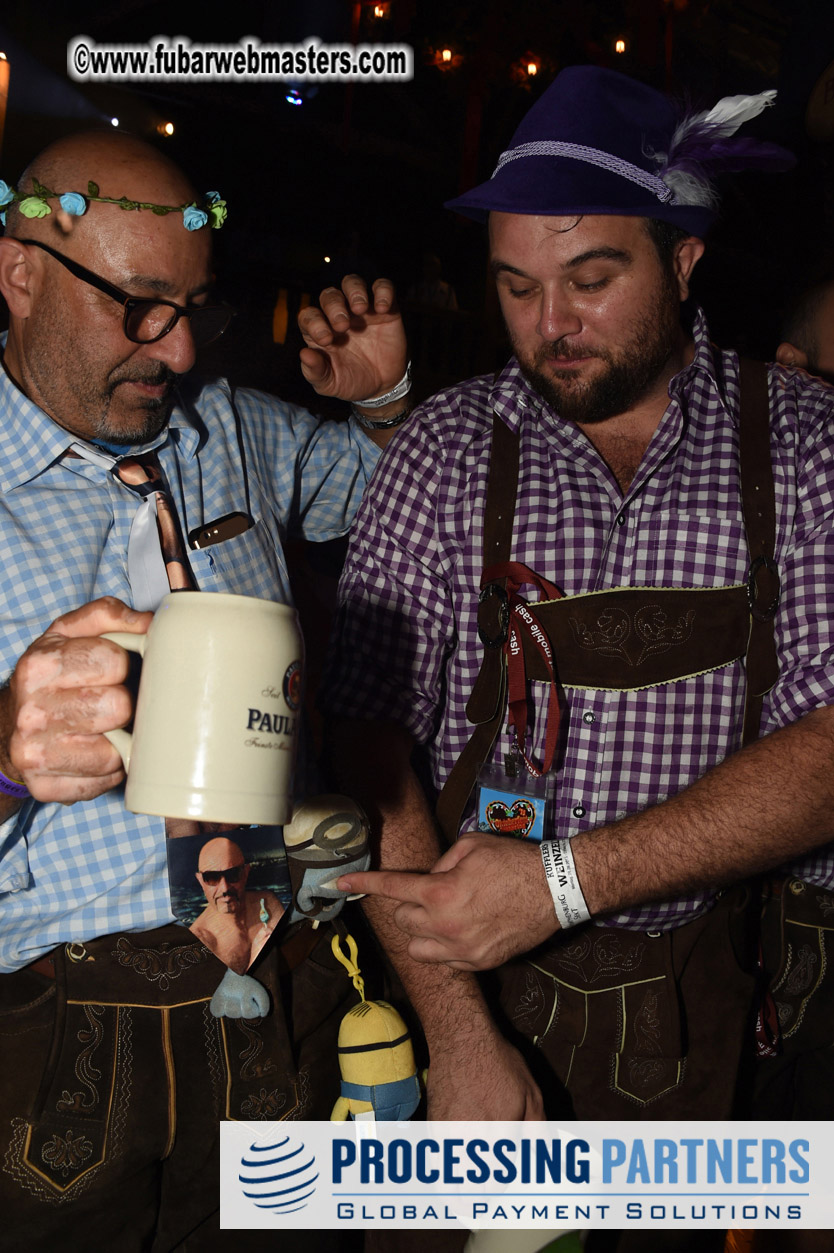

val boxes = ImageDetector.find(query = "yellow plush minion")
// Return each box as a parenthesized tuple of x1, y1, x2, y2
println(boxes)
(330, 934, 421, 1122)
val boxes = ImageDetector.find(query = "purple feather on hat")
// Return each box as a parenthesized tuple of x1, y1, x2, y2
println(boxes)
(654, 89, 795, 209)
(665, 134, 796, 176)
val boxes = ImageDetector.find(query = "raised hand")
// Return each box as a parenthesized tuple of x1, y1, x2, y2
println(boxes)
(298, 275, 408, 405)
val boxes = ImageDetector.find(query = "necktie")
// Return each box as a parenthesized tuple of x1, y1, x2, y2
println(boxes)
(65, 440, 290, 978)
(67, 440, 192, 611)
(106, 450, 215, 839)
(114, 452, 195, 595)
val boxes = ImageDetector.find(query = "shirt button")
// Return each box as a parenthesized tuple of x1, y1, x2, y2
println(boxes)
(582, 711, 596, 725)
(572, 804, 586, 818)
(616, 513, 627, 526)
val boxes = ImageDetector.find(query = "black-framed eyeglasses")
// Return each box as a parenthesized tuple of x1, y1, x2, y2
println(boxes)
(21, 238, 234, 347)
(200, 864, 246, 885)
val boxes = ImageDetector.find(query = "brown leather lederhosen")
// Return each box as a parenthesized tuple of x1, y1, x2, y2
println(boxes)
(435, 360, 781, 1117)
(437, 358, 780, 843)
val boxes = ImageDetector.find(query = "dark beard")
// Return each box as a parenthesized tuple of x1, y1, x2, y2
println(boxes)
(515, 273, 682, 426)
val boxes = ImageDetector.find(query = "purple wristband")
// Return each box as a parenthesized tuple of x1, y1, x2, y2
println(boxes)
(0, 767, 30, 799)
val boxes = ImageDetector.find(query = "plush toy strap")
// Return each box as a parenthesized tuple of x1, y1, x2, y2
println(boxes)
(331, 932, 366, 1001)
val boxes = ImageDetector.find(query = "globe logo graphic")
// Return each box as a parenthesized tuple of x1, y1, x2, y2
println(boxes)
(239, 1134, 319, 1215)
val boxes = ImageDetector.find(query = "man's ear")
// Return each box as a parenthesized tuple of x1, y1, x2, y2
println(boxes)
(775, 341, 808, 370)
(0, 237, 37, 318)
(673, 235, 706, 302)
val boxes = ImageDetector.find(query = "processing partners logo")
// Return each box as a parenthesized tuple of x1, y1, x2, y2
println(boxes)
(222, 1120, 833, 1231)
(238, 1132, 318, 1217)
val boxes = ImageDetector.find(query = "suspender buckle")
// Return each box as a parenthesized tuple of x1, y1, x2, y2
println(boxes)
(477, 582, 510, 648)
(747, 555, 780, 622)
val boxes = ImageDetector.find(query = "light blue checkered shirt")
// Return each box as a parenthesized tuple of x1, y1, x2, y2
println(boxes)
(0, 349, 380, 970)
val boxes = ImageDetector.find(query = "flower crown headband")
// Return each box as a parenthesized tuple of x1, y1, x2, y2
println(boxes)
(0, 178, 227, 231)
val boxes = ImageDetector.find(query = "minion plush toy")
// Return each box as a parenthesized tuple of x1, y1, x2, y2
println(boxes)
(330, 933, 421, 1122)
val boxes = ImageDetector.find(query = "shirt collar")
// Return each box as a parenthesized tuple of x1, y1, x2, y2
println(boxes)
(488, 306, 731, 432)
(668, 306, 730, 411)
(0, 333, 201, 491)
(489, 359, 545, 432)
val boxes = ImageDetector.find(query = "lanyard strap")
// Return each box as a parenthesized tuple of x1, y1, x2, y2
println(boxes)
(481, 561, 563, 777)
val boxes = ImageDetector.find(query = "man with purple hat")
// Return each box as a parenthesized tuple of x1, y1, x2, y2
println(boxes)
(323, 64, 834, 1131)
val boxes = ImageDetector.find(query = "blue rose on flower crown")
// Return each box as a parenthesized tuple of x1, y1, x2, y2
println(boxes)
(182, 205, 208, 231)
(0, 180, 13, 226)
(59, 192, 87, 217)
(0, 177, 227, 230)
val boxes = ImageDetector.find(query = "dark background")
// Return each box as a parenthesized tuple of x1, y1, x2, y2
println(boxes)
(2, 0, 834, 404)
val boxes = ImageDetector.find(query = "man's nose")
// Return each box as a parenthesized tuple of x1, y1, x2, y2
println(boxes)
(537, 290, 582, 342)
(143, 314, 197, 375)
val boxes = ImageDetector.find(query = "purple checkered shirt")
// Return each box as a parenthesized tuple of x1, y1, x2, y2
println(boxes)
(323, 311, 834, 929)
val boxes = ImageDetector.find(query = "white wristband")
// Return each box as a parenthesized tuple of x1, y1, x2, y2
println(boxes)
(541, 838, 591, 929)
(354, 362, 412, 409)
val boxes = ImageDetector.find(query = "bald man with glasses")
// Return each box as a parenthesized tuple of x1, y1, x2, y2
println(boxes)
(190, 837, 284, 975)
(0, 130, 409, 1251)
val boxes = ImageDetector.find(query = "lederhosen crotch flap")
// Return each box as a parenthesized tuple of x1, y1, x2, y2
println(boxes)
(436, 359, 780, 846)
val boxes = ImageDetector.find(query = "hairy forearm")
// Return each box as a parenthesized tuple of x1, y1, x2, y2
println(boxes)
(326, 719, 499, 1044)
(573, 705, 834, 915)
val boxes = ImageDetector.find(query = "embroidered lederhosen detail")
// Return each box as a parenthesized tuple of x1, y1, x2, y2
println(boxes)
(3, 924, 325, 1202)
(759, 879, 834, 1048)
(519, 583, 749, 690)
(436, 359, 779, 844)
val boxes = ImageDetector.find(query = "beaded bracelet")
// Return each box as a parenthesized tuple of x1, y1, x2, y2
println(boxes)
(0, 766, 30, 799)
(351, 404, 412, 431)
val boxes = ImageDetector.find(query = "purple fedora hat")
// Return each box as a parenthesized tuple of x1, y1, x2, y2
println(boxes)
(447, 65, 793, 236)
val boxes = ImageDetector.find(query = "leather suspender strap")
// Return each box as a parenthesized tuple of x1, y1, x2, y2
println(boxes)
(435, 416, 519, 844)
(737, 358, 780, 745)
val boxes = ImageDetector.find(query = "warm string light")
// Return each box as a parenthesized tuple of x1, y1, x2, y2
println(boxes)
(0, 52, 8, 161)
(432, 45, 462, 71)
(511, 54, 542, 86)
(615, 38, 627, 54)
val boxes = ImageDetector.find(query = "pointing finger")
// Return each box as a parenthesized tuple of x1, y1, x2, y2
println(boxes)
(336, 868, 430, 903)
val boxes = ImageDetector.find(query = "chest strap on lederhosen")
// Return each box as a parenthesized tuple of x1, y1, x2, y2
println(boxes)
(435, 359, 780, 845)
